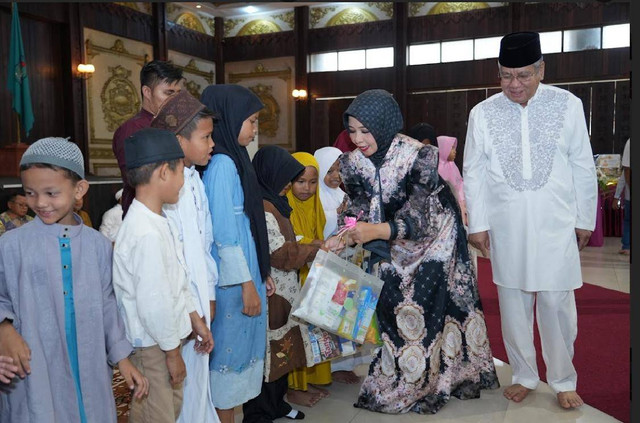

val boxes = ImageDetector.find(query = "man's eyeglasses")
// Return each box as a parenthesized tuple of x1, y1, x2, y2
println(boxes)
(498, 70, 537, 84)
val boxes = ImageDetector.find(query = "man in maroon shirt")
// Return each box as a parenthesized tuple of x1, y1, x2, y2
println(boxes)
(112, 60, 184, 216)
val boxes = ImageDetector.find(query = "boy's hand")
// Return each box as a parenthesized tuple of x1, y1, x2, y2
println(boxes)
(241, 281, 261, 316)
(266, 276, 276, 297)
(0, 321, 31, 379)
(189, 311, 214, 354)
(165, 348, 186, 387)
(117, 357, 149, 399)
(0, 355, 18, 384)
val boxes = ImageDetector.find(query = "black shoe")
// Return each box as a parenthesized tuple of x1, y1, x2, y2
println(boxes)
(285, 410, 305, 420)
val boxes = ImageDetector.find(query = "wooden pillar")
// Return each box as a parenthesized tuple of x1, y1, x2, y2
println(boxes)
(214, 16, 225, 84)
(294, 6, 310, 153)
(152, 2, 167, 61)
(393, 2, 408, 124)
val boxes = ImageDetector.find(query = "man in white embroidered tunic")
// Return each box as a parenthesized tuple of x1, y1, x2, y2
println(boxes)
(463, 31, 597, 410)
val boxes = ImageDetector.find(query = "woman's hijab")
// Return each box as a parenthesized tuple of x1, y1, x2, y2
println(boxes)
(286, 152, 326, 242)
(343, 89, 403, 167)
(314, 146, 345, 239)
(200, 84, 270, 279)
(252, 145, 304, 219)
(437, 135, 465, 204)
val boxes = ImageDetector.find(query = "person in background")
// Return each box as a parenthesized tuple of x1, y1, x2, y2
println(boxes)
(437, 136, 467, 226)
(618, 138, 631, 255)
(244, 145, 318, 420)
(314, 146, 370, 385)
(406, 122, 437, 146)
(286, 152, 333, 403)
(112, 60, 184, 217)
(333, 129, 356, 153)
(463, 31, 597, 409)
(0, 192, 32, 236)
(0, 137, 148, 422)
(74, 197, 93, 228)
(99, 188, 123, 243)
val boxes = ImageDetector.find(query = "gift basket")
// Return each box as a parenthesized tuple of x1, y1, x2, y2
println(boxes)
(291, 248, 384, 344)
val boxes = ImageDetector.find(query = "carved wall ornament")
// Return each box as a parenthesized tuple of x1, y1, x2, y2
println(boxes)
(272, 11, 295, 29)
(249, 84, 280, 138)
(166, 3, 183, 16)
(326, 7, 378, 27)
(185, 80, 202, 99)
(169, 58, 214, 84)
(310, 6, 337, 28)
(366, 2, 394, 18)
(237, 19, 283, 36)
(204, 17, 216, 34)
(224, 18, 245, 37)
(86, 38, 149, 65)
(100, 65, 141, 132)
(428, 2, 491, 15)
(175, 12, 206, 34)
(409, 2, 427, 17)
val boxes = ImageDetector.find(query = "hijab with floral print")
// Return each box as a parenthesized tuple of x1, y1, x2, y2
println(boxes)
(343, 89, 404, 168)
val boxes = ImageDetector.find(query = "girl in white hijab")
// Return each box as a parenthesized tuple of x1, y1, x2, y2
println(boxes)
(314, 146, 346, 239)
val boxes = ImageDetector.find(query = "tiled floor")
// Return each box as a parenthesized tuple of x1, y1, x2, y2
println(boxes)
(233, 237, 629, 423)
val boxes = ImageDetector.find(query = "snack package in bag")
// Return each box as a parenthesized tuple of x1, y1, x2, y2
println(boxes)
(291, 249, 384, 343)
(364, 313, 383, 346)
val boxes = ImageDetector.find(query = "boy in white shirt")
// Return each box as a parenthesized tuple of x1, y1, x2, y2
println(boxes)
(151, 90, 220, 422)
(112, 127, 213, 423)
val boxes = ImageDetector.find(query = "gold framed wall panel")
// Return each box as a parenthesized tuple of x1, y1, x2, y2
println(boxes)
(226, 58, 295, 152)
(83, 28, 153, 176)
(167, 50, 215, 100)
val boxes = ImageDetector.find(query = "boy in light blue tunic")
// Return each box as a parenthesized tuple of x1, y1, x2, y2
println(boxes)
(0, 137, 148, 423)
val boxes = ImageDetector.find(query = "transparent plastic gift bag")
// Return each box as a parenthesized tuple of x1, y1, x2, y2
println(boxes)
(291, 249, 384, 344)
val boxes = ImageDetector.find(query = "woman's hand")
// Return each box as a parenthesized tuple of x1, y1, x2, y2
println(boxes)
(266, 276, 276, 297)
(322, 236, 346, 254)
(242, 281, 261, 316)
(347, 222, 390, 244)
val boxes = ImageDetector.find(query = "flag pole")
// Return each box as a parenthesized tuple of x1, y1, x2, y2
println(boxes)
(15, 112, 22, 144)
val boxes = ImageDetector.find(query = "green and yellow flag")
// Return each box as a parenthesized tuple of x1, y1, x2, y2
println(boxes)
(7, 3, 34, 137)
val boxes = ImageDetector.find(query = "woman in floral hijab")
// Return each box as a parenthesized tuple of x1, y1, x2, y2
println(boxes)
(326, 89, 499, 415)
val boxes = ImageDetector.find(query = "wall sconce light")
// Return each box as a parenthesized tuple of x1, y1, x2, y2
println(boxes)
(77, 63, 95, 79)
(292, 89, 308, 101)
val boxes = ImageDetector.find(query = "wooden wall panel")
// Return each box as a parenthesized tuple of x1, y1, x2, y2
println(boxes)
(80, 2, 153, 45)
(522, 2, 629, 32)
(0, 8, 67, 146)
(408, 5, 509, 43)
(223, 31, 295, 62)
(167, 21, 215, 60)
(309, 68, 394, 98)
(590, 82, 615, 155)
(567, 84, 592, 133)
(309, 20, 393, 53)
(614, 80, 630, 154)
(308, 98, 352, 153)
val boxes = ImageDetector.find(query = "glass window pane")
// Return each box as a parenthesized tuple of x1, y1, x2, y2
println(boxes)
(338, 50, 366, 71)
(603, 23, 629, 49)
(309, 52, 337, 72)
(366, 47, 394, 69)
(474, 36, 501, 60)
(441, 39, 474, 63)
(540, 31, 562, 54)
(409, 43, 440, 65)
(563, 28, 601, 52)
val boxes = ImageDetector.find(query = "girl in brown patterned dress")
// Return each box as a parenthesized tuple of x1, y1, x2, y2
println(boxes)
(325, 89, 499, 414)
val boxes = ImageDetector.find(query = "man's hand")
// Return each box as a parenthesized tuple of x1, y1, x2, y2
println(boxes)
(266, 276, 276, 297)
(575, 228, 592, 251)
(241, 281, 261, 316)
(117, 357, 149, 399)
(209, 300, 216, 323)
(468, 231, 490, 258)
(0, 321, 31, 379)
(189, 311, 214, 354)
(165, 348, 186, 387)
